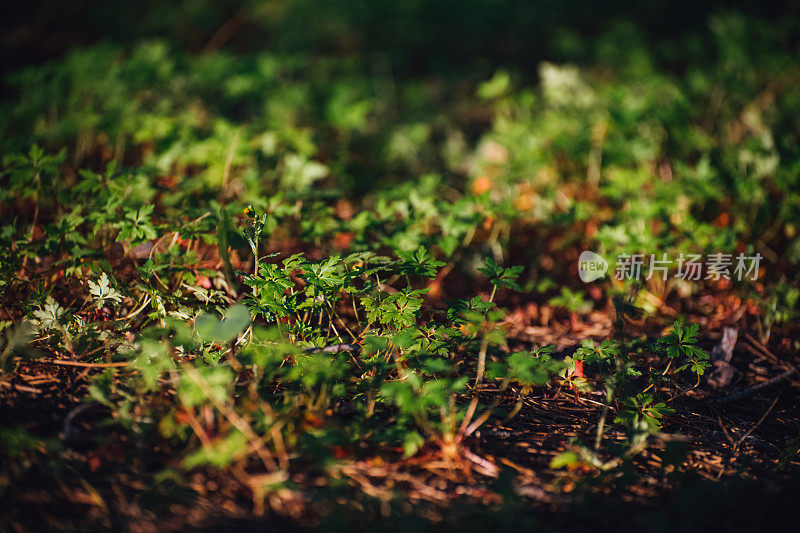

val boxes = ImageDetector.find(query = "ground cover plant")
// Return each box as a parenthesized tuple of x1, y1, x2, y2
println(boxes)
(1, 1, 800, 530)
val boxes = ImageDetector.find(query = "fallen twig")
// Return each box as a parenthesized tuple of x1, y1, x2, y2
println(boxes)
(28, 358, 129, 368)
(715, 367, 798, 405)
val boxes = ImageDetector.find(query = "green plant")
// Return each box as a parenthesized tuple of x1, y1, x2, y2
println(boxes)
(657, 321, 712, 378)
(614, 392, 675, 432)
(2, 6, 799, 525)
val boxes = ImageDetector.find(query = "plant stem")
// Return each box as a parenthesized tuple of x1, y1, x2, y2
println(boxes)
(474, 332, 489, 387)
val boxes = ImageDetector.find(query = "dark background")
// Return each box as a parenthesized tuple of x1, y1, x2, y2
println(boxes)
(3, 0, 798, 79)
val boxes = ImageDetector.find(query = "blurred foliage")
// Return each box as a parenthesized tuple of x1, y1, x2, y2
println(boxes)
(1, 3, 798, 273)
